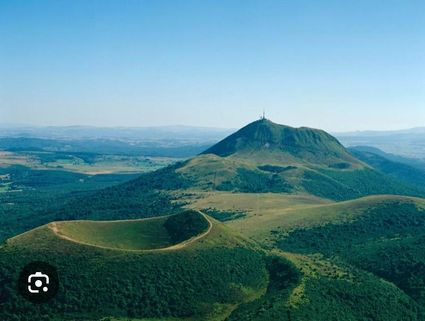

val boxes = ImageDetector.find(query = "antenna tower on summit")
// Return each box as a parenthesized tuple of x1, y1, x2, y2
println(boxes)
(261, 109, 266, 120)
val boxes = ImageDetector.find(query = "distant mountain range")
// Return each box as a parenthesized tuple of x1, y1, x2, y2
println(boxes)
(335, 127, 425, 136)
(335, 127, 425, 159)
(349, 146, 425, 189)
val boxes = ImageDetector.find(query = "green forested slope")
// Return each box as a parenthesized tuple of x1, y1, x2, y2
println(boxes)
(0, 216, 271, 321)
(349, 146, 425, 189)
(277, 198, 425, 307)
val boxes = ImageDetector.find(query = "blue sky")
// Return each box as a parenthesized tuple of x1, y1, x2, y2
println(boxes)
(0, 0, 424, 131)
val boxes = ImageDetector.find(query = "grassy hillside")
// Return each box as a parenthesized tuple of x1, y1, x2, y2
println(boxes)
(348, 145, 425, 170)
(176, 152, 420, 200)
(50, 211, 209, 251)
(186, 193, 422, 242)
(349, 146, 425, 189)
(217, 195, 425, 320)
(0, 214, 276, 321)
(2, 207, 424, 321)
(227, 251, 425, 321)
(276, 196, 425, 306)
(202, 119, 362, 167)
(301, 167, 423, 200)
(172, 119, 423, 199)
(53, 217, 173, 250)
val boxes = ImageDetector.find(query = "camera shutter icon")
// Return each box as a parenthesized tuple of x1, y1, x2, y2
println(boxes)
(19, 261, 59, 303)
(28, 272, 50, 293)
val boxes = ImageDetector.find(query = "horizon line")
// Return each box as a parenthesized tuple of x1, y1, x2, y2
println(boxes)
(0, 122, 424, 134)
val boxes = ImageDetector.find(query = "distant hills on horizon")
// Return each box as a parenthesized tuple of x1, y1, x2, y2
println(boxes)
(1, 122, 424, 139)
(2, 121, 425, 160)
(336, 128, 425, 159)
(334, 127, 425, 136)
(0, 124, 235, 142)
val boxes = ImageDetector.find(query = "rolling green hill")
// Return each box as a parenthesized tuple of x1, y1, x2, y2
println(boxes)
(276, 196, 425, 307)
(0, 212, 280, 321)
(175, 119, 422, 200)
(202, 119, 362, 167)
(204, 195, 425, 320)
(227, 251, 425, 321)
(349, 146, 425, 189)
(48, 211, 209, 251)
(2, 206, 424, 321)
(348, 145, 425, 170)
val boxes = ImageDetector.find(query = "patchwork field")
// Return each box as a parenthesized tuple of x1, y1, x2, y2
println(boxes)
(0, 151, 181, 174)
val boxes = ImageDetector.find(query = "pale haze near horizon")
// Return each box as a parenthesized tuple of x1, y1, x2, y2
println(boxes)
(0, 0, 424, 132)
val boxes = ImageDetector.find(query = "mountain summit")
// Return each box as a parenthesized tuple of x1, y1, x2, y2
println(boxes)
(202, 118, 361, 167)
(174, 118, 420, 199)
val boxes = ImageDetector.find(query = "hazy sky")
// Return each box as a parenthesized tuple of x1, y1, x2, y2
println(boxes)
(1, 0, 424, 131)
